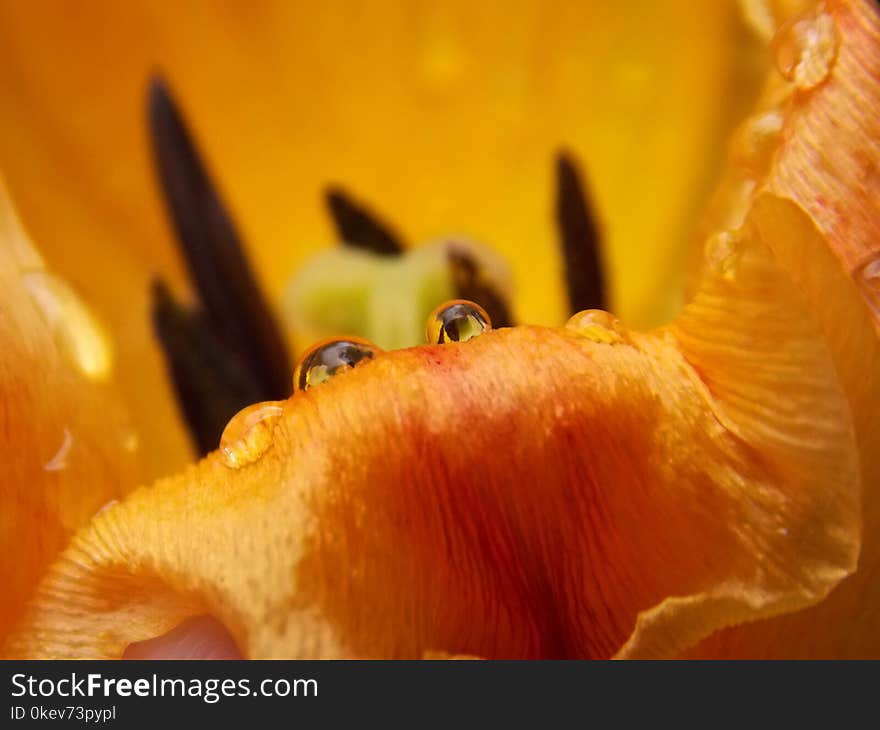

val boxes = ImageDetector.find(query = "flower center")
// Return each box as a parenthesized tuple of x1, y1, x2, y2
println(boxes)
(145, 78, 608, 456)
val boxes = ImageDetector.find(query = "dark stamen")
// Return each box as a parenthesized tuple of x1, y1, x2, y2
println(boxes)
(325, 187, 404, 256)
(555, 151, 606, 314)
(447, 247, 513, 328)
(150, 279, 266, 455)
(148, 76, 291, 408)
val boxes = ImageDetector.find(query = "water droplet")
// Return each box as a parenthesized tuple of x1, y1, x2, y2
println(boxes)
(122, 429, 140, 454)
(294, 337, 382, 391)
(426, 300, 492, 344)
(772, 5, 839, 90)
(704, 230, 742, 280)
(95, 499, 119, 518)
(219, 401, 284, 469)
(855, 257, 880, 317)
(44, 428, 73, 472)
(732, 110, 784, 178)
(565, 309, 628, 344)
(22, 270, 113, 381)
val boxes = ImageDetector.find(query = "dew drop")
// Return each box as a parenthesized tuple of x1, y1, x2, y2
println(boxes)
(732, 110, 784, 178)
(122, 429, 140, 454)
(95, 499, 119, 518)
(22, 270, 113, 381)
(772, 4, 839, 90)
(219, 401, 284, 469)
(44, 428, 73, 472)
(855, 257, 880, 318)
(294, 337, 382, 391)
(704, 230, 742, 280)
(565, 309, 628, 344)
(426, 300, 492, 344)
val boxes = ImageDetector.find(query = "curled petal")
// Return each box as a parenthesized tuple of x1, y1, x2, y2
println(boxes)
(6, 207, 858, 656)
(687, 0, 880, 656)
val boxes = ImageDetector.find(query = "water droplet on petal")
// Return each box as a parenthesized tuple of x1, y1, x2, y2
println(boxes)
(219, 401, 284, 469)
(426, 300, 492, 344)
(95, 499, 119, 518)
(772, 5, 839, 90)
(565, 309, 628, 344)
(22, 270, 113, 381)
(294, 337, 382, 391)
(732, 110, 784, 178)
(704, 230, 743, 280)
(856, 257, 880, 318)
(44, 428, 73, 472)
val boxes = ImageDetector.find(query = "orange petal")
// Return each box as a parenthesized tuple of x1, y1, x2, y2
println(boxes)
(0, 180, 139, 641)
(6, 0, 879, 660)
(684, 0, 880, 656)
(5, 205, 858, 657)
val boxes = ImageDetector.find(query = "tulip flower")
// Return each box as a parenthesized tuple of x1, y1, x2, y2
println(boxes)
(1, 0, 879, 659)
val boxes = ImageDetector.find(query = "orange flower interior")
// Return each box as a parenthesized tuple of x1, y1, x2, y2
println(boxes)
(0, 0, 762, 484)
(3, 0, 880, 658)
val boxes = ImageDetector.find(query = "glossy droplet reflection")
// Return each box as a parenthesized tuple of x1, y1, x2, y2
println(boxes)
(22, 270, 113, 381)
(121, 429, 140, 454)
(732, 110, 784, 179)
(219, 401, 284, 469)
(94, 499, 119, 518)
(44, 428, 73, 472)
(565, 309, 628, 344)
(294, 337, 382, 391)
(772, 4, 839, 90)
(426, 300, 492, 344)
(704, 230, 742, 280)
